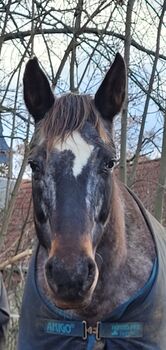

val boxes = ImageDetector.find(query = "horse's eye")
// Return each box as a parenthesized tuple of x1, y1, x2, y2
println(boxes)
(28, 160, 40, 174)
(103, 159, 116, 172)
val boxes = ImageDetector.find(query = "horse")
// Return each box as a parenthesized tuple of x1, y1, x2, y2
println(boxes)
(17, 54, 166, 350)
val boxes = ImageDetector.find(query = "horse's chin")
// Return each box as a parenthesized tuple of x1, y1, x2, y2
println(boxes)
(54, 298, 92, 310)
(45, 282, 93, 310)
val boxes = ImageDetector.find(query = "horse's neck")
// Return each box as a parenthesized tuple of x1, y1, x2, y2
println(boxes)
(109, 179, 156, 268)
(36, 179, 156, 323)
(83, 180, 156, 320)
(76, 180, 156, 321)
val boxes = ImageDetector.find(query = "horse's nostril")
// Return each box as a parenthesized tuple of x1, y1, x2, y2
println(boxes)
(82, 258, 96, 292)
(45, 258, 54, 279)
(88, 260, 95, 279)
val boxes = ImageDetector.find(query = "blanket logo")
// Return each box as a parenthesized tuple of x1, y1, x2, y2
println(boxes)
(44, 321, 75, 335)
(110, 323, 143, 338)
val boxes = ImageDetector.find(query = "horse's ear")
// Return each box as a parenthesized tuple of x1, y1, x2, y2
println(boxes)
(95, 53, 126, 122)
(23, 57, 55, 123)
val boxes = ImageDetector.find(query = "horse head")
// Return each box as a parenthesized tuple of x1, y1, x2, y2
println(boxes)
(23, 54, 126, 309)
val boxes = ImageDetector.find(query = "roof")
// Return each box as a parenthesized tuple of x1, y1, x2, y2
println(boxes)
(0, 180, 34, 268)
(0, 158, 165, 268)
(127, 158, 166, 226)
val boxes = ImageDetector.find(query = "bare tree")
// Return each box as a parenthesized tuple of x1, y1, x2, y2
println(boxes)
(128, 0, 166, 187)
(119, 0, 135, 184)
(0, 0, 165, 251)
(0, 0, 165, 228)
(0, 2, 166, 345)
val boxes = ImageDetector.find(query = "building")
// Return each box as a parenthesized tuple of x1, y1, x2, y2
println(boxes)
(0, 117, 9, 166)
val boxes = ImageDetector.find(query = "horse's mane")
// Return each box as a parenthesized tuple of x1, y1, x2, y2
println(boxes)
(38, 93, 100, 148)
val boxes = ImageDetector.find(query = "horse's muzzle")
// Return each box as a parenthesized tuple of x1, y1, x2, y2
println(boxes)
(45, 255, 97, 307)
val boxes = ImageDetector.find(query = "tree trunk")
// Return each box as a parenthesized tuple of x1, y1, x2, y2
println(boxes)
(119, 0, 135, 184)
(128, 0, 166, 187)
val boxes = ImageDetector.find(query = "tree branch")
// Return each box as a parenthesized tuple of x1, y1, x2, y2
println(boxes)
(3, 27, 166, 61)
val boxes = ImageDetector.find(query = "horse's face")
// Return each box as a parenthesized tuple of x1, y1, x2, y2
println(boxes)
(29, 126, 116, 308)
(24, 54, 126, 309)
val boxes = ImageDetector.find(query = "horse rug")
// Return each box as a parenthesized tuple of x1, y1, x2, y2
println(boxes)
(17, 193, 166, 350)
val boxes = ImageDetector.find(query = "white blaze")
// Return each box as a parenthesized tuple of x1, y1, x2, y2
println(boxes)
(55, 131, 94, 177)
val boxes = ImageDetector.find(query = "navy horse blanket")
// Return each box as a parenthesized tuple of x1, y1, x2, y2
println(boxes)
(17, 194, 166, 350)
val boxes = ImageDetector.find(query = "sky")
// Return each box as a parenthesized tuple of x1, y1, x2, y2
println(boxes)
(0, 0, 166, 178)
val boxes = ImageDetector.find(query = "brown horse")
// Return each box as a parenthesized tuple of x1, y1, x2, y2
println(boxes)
(18, 54, 166, 350)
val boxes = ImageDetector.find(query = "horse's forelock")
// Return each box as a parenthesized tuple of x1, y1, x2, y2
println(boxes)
(31, 94, 110, 149)
(34, 93, 110, 148)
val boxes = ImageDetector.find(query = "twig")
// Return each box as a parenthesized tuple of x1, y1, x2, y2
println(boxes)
(0, 249, 32, 270)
